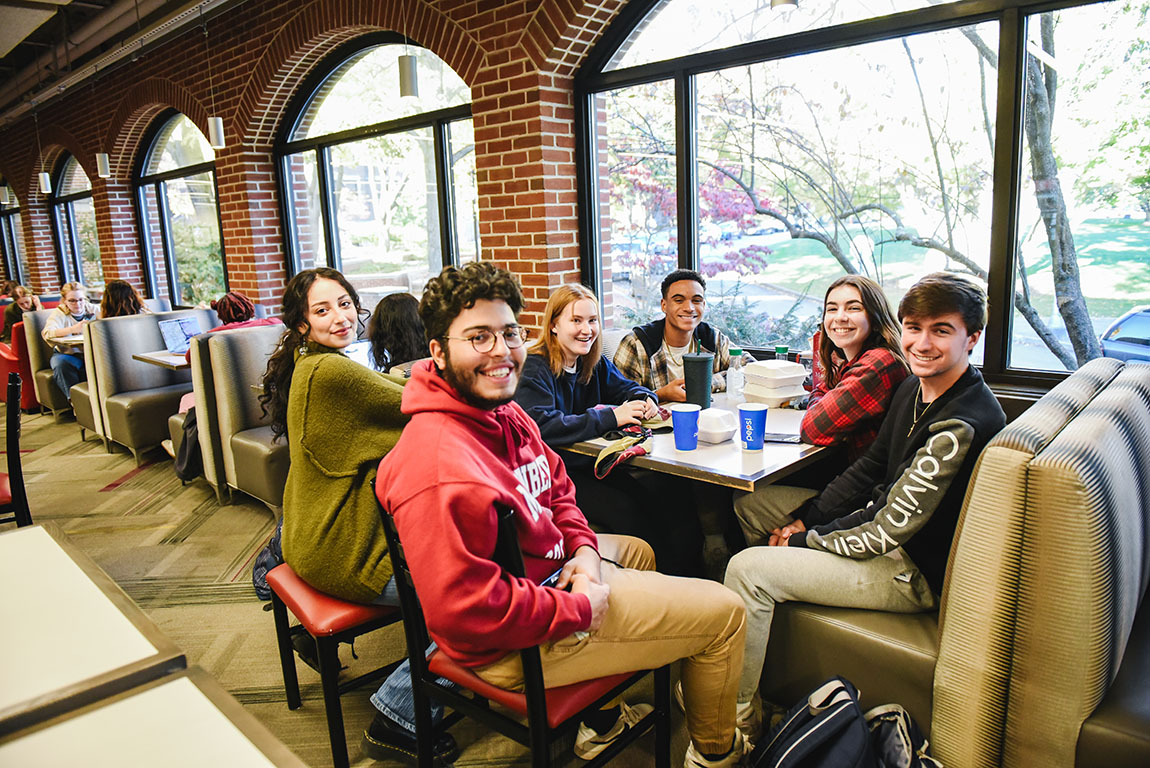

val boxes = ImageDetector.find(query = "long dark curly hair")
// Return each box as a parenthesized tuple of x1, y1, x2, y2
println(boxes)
(100, 280, 146, 318)
(259, 268, 365, 441)
(367, 293, 426, 371)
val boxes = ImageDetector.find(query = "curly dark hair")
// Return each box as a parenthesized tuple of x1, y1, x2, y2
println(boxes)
(211, 291, 256, 325)
(100, 280, 146, 318)
(368, 293, 426, 371)
(419, 262, 525, 343)
(259, 268, 365, 441)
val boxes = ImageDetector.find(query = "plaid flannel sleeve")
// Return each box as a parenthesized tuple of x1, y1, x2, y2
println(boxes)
(612, 333, 653, 389)
(800, 350, 903, 446)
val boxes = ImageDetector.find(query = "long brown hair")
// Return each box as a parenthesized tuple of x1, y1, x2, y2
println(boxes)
(528, 284, 602, 385)
(818, 275, 906, 388)
(100, 280, 146, 318)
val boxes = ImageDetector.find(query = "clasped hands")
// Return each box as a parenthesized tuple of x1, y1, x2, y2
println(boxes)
(768, 520, 806, 547)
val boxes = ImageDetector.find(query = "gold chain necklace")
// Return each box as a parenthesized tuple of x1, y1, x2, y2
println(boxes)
(907, 382, 934, 437)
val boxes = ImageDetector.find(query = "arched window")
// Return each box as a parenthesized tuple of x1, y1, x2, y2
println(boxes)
(277, 33, 478, 309)
(50, 156, 102, 287)
(135, 111, 226, 306)
(0, 182, 29, 284)
(578, 0, 1150, 381)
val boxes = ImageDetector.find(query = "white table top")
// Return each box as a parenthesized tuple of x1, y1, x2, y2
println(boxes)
(0, 525, 185, 734)
(54, 334, 84, 344)
(0, 669, 307, 767)
(561, 396, 831, 491)
(132, 349, 190, 369)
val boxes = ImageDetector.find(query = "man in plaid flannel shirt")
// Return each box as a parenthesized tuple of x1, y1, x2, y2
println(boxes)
(612, 269, 750, 402)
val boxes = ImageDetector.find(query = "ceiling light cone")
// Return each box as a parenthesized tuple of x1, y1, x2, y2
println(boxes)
(96, 152, 111, 179)
(38, 172, 51, 195)
(399, 54, 419, 98)
(208, 117, 226, 149)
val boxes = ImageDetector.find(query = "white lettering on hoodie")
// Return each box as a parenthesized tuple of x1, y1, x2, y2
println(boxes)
(512, 454, 553, 523)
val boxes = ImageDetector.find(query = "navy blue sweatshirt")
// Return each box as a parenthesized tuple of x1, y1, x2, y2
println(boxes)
(515, 353, 656, 447)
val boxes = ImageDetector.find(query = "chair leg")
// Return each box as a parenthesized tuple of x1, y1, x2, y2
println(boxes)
(270, 594, 301, 710)
(317, 636, 350, 768)
(413, 682, 436, 768)
(654, 666, 672, 768)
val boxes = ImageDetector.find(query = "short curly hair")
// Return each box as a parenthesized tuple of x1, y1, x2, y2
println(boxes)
(420, 262, 525, 342)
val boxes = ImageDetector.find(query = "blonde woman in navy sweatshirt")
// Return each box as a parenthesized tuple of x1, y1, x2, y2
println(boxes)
(515, 284, 703, 575)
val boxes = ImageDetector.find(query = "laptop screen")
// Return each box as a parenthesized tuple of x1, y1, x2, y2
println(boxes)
(157, 317, 203, 355)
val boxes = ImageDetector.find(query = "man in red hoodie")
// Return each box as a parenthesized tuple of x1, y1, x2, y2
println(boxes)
(376, 262, 749, 768)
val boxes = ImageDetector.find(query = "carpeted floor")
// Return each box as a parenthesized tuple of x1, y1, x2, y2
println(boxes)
(2, 406, 689, 768)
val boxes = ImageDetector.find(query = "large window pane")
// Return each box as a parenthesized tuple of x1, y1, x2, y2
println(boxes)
(692, 24, 996, 359)
(137, 185, 169, 301)
(71, 197, 103, 287)
(166, 172, 224, 305)
(147, 114, 215, 175)
(1011, 3, 1150, 371)
(294, 45, 469, 140)
(597, 79, 677, 329)
(329, 128, 439, 308)
(609, 0, 933, 71)
(450, 120, 479, 265)
(284, 151, 325, 270)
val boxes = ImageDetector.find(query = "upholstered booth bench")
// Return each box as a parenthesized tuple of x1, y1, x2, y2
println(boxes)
(759, 357, 1150, 768)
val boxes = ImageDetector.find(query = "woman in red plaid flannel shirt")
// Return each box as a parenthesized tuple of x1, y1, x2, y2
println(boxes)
(801, 275, 909, 461)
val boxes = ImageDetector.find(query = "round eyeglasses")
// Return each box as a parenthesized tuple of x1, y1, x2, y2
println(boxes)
(442, 327, 528, 353)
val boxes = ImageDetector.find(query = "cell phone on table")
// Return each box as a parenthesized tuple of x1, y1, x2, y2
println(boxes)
(540, 566, 565, 589)
(764, 433, 801, 444)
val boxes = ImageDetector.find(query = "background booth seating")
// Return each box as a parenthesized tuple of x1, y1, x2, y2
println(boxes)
(83, 309, 217, 464)
(168, 331, 228, 502)
(143, 298, 172, 313)
(209, 325, 288, 514)
(22, 309, 73, 417)
(759, 357, 1150, 768)
(37, 293, 61, 309)
(71, 319, 108, 448)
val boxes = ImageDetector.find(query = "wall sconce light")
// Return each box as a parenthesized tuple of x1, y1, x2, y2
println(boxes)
(96, 152, 111, 179)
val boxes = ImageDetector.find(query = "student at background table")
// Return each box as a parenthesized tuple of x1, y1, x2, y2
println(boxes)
(801, 275, 909, 462)
(258, 267, 458, 766)
(41, 282, 96, 401)
(515, 283, 704, 576)
(100, 279, 150, 318)
(1, 286, 42, 343)
(367, 292, 426, 374)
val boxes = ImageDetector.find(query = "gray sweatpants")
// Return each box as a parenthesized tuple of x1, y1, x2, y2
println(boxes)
(726, 486, 937, 702)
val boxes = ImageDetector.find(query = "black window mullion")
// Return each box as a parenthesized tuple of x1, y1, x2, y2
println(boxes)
(575, 89, 601, 297)
(983, 8, 1027, 380)
(66, 203, 85, 285)
(316, 146, 340, 271)
(210, 170, 230, 296)
(134, 183, 160, 299)
(156, 180, 180, 304)
(675, 71, 698, 271)
(434, 120, 458, 267)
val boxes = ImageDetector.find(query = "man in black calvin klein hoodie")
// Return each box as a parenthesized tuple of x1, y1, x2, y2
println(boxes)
(723, 273, 1006, 745)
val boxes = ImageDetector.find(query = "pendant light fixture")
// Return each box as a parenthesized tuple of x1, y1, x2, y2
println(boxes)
(398, 1, 418, 98)
(201, 9, 226, 149)
(0, 186, 9, 206)
(33, 109, 51, 196)
(96, 152, 111, 179)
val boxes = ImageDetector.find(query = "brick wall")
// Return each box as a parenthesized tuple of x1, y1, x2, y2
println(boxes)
(0, 0, 628, 318)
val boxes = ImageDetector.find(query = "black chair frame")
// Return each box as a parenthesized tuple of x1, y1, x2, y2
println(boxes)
(1, 372, 32, 527)
(381, 501, 672, 768)
(268, 579, 405, 768)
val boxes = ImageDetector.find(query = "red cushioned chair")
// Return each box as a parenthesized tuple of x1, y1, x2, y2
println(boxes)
(11, 322, 40, 411)
(1, 373, 33, 528)
(265, 562, 405, 768)
(381, 502, 672, 768)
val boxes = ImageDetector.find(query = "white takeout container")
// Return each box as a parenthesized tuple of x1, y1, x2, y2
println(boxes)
(745, 359, 807, 389)
(744, 381, 807, 408)
(697, 407, 737, 443)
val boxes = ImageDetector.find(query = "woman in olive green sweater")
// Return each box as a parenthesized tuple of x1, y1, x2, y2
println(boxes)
(259, 267, 456, 764)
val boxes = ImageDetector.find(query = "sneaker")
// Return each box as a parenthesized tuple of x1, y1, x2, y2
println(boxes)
(574, 701, 654, 760)
(683, 730, 748, 768)
(736, 696, 762, 746)
(161, 439, 175, 458)
(362, 712, 460, 765)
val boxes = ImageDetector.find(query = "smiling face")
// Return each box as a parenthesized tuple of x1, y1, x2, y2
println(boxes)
(552, 298, 600, 367)
(901, 311, 980, 394)
(300, 277, 358, 349)
(823, 284, 872, 361)
(661, 279, 706, 340)
(430, 299, 525, 410)
(63, 289, 87, 316)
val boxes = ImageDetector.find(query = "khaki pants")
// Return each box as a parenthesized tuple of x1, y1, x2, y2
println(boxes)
(727, 487, 937, 702)
(474, 534, 746, 754)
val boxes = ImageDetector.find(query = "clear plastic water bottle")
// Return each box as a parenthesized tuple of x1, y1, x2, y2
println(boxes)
(728, 348, 745, 401)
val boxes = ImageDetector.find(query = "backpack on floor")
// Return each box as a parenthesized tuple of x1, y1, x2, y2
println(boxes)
(749, 676, 878, 768)
(864, 703, 943, 768)
(173, 406, 202, 481)
(252, 517, 284, 601)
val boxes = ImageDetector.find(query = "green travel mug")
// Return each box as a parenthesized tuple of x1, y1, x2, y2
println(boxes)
(683, 352, 714, 409)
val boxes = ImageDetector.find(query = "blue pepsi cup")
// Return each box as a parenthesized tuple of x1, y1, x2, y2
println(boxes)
(739, 403, 768, 451)
(670, 403, 701, 451)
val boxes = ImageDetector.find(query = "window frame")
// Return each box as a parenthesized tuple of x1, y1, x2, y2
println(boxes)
(49, 154, 101, 287)
(0, 186, 24, 284)
(273, 32, 473, 278)
(132, 108, 229, 306)
(574, 0, 1115, 390)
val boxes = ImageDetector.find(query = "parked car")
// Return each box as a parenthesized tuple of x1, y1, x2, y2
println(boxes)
(1100, 305, 1150, 362)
